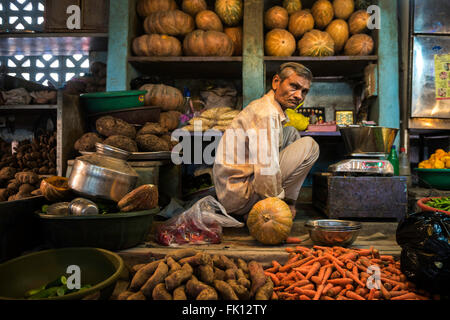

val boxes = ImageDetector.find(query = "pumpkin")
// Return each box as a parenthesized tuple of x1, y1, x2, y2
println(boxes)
(196, 10, 223, 32)
(265, 28, 296, 56)
(264, 6, 289, 30)
(224, 26, 243, 56)
(40, 176, 72, 202)
(215, 0, 243, 26)
(311, 0, 334, 29)
(348, 9, 370, 34)
(139, 84, 184, 111)
(298, 29, 335, 57)
(143, 10, 195, 36)
(132, 34, 182, 57)
(344, 33, 374, 55)
(282, 0, 302, 15)
(136, 0, 177, 17)
(333, 0, 354, 20)
(246, 197, 293, 245)
(181, 0, 207, 16)
(183, 30, 234, 56)
(325, 19, 349, 52)
(288, 10, 315, 38)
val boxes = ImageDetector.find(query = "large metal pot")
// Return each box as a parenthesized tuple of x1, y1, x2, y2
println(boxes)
(68, 143, 139, 202)
(339, 126, 398, 157)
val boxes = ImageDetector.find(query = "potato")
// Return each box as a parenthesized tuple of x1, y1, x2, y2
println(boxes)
(0, 167, 16, 180)
(152, 283, 172, 300)
(103, 135, 138, 152)
(19, 184, 35, 194)
(136, 134, 170, 152)
(96, 116, 136, 139)
(196, 287, 218, 300)
(165, 263, 193, 291)
(141, 262, 169, 298)
(197, 264, 215, 285)
(137, 122, 168, 136)
(15, 172, 39, 185)
(74, 133, 103, 152)
(173, 285, 187, 300)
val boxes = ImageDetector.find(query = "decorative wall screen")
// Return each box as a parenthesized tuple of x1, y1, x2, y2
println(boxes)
(0, 0, 90, 88)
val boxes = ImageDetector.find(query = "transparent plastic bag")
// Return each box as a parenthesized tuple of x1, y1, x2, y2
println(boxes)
(156, 196, 244, 246)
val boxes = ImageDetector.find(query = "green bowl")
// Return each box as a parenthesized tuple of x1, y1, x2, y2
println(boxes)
(80, 90, 146, 114)
(37, 208, 159, 251)
(0, 247, 124, 300)
(415, 168, 450, 190)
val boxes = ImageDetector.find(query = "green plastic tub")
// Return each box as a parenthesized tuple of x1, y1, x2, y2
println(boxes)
(80, 90, 146, 113)
(37, 208, 159, 251)
(415, 168, 450, 190)
(0, 247, 124, 300)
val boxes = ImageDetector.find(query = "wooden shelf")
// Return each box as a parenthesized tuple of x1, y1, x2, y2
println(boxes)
(300, 131, 341, 137)
(0, 104, 58, 110)
(0, 32, 109, 55)
(128, 56, 243, 79)
(264, 56, 378, 78)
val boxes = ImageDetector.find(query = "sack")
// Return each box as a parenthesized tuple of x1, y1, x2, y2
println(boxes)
(396, 211, 450, 294)
(200, 86, 237, 110)
(156, 196, 244, 246)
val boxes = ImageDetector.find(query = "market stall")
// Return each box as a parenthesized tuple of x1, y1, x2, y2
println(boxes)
(0, 0, 449, 304)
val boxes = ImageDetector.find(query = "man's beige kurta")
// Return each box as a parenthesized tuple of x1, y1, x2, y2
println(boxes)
(213, 90, 287, 214)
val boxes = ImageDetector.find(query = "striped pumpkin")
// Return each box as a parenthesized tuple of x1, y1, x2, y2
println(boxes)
(344, 34, 374, 55)
(325, 19, 349, 52)
(265, 28, 296, 57)
(298, 29, 335, 57)
(311, 0, 334, 29)
(282, 0, 302, 15)
(215, 0, 243, 26)
(288, 9, 315, 38)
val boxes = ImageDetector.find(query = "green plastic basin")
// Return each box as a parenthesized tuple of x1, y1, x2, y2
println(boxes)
(415, 168, 450, 190)
(0, 247, 124, 300)
(37, 208, 159, 251)
(80, 90, 146, 113)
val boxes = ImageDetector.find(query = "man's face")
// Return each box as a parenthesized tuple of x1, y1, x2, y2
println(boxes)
(272, 72, 311, 110)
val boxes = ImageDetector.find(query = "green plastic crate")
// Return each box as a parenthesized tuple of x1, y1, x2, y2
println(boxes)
(80, 90, 146, 113)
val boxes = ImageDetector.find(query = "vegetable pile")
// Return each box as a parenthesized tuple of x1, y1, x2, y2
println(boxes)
(24, 276, 91, 299)
(118, 249, 272, 300)
(424, 197, 450, 212)
(265, 245, 437, 300)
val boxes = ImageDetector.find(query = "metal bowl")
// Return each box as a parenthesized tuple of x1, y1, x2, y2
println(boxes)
(305, 219, 362, 247)
(339, 126, 398, 157)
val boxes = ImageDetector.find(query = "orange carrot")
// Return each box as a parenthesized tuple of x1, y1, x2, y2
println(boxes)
(346, 262, 354, 270)
(318, 267, 326, 282)
(300, 284, 315, 291)
(294, 288, 316, 298)
(367, 288, 376, 300)
(381, 277, 406, 289)
(345, 284, 354, 291)
(379, 282, 391, 300)
(286, 237, 302, 244)
(295, 271, 306, 280)
(323, 283, 333, 295)
(391, 292, 417, 300)
(389, 291, 410, 297)
(264, 272, 280, 286)
(338, 251, 359, 261)
(333, 261, 348, 278)
(313, 284, 325, 300)
(271, 292, 278, 300)
(311, 276, 322, 285)
(345, 270, 365, 287)
(356, 249, 372, 256)
(355, 287, 368, 296)
(305, 262, 321, 280)
(321, 296, 335, 300)
(352, 265, 359, 279)
(324, 253, 345, 267)
(321, 267, 333, 285)
(273, 286, 285, 291)
(293, 266, 312, 274)
(285, 279, 310, 291)
(286, 253, 300, 265)
(279, 256, 314, 272)
(299, 294, 311, 300)
(326, 286, 343, 297)
(327, 278, 354, 286)
(346, 291, 365, 300)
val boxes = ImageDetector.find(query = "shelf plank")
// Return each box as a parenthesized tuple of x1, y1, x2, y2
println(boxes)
(0, 33, 109, 55)
(128, 56, 243, 79)
(0, 104, 58, 110)
(264, 55, 378, 77)
(300, 131, 341, 136)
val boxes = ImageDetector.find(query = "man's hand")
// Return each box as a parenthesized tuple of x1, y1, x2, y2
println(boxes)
(288, 204, 296, 220)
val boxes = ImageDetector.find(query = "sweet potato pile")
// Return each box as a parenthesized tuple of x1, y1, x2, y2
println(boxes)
(265, 246, 438, 301)
(118, 249, 272, 301)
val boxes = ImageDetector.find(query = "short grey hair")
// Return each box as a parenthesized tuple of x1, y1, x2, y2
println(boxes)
(277, 62, 313, 82)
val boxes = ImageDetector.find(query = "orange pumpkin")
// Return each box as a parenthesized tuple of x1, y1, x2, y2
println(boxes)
(40, 176, 72, 202)
(215, 0, 243, 27)
(143, 10, 195, 36)
(283, 0, 302, 15)
(298, 29, 335, 57)
(311, 0, 334, 29)
(139, 84, 184, 111)
(264, 6, 289, 30)
(325, 19, 349, 52)
(348, 9, 370, 34)
(344, 33, 374, 55)
(333, 0, 354, 20)
(196, 10, 223, 32)
(246, 197, 293, 245)
(288, 9, 315, 38)
(136, 0, 177, 17)
(224, 26, 243, 56)
(181, 0, 207, 16)
(183, 30, 234, 56)
(265, 28, 296, 56)
(132, 34, 182, 57)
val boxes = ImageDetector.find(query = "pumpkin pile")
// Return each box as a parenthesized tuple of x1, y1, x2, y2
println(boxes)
(264, 0, 375, 57)
(133, 0, 243, 57)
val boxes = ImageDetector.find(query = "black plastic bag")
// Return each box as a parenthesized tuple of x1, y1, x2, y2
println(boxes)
(396, 211, 450, 294)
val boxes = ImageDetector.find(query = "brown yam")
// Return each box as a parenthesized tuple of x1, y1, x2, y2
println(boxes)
(127, 291, 146, 300)
(15, 172, 39, 185)
(19, 184, 35, 194)
(173, 285, 188, 300)
(152, 283, 173, 300)
(96, 116, 136, 139)
(141, 262, 169, 298)
(227, 280, 250, 300)
(74, 132, 103, 152)
(214, 267, 226, 281)
(220, 255, 238, 270)
(165, 263, 194, 291)
(129, 259, 163, 291)
(225, 268, 236, 280)
(197, 264, 215, 284)
(179, 252, 211, 267)
(248, 261, 267, 297)
(186, 276, 214, 298)
(212, 254, 227, 269)
(236, 269, 251, 289)
(117, 291, 134, 300)
(196, 287, 219, 300)
(0, 167, 16, 180)
(236, 258, 249, 273)
(131, 263, 146, 276)
(255, 278, 274, 300)
(213, 280, 239, 300)
(166, 257, 182, 274)
(166, 248, 198, 261)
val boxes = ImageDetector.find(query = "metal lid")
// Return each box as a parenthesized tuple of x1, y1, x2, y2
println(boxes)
(305, 219, 362, 231)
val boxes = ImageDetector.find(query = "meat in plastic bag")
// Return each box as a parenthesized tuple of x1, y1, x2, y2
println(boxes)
(156, 196, 244, 246)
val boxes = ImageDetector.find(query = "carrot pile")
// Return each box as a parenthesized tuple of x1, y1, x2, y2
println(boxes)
(265, 245, 436, 301)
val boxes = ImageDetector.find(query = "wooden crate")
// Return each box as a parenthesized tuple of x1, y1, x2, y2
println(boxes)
(44, 0, 109, 33)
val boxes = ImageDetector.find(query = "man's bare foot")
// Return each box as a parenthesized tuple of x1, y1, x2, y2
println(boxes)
(288, 204, 297, 220)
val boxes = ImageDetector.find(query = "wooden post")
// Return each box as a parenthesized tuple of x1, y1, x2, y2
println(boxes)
(242, 0, 265, 107)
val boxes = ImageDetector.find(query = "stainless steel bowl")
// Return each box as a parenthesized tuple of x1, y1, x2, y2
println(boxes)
(339, 126, 398, 157)
(305, 219, 362, 247)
